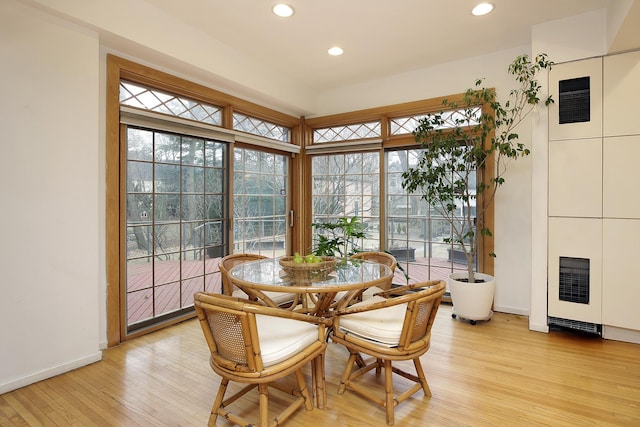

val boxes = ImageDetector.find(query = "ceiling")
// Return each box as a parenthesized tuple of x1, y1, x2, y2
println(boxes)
(142, 0, 629, 92)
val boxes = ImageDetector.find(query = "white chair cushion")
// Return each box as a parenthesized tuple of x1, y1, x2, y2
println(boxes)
(232, 289, 296, 306)
(338, 296, 407, 347)
(361, 286, 385, 300)
(232, 289, 249, 299)
(255, 314, 319, 367)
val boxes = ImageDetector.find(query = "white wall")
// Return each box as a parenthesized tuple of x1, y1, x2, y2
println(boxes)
(314, 49, 521, 117)
(0, 0, 102, 393)
(530, 10, 609, 332)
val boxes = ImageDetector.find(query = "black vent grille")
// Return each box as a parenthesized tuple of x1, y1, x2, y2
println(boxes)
(559, 257, 590, 304)
(559, 77, 590, 124)
(548, 316, 601, 336)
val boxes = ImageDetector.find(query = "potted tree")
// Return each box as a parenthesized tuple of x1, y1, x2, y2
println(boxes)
(402, 54, 553, 324)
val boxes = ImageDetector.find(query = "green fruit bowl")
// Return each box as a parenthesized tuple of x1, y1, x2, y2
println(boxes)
(279, 256, 336, 283)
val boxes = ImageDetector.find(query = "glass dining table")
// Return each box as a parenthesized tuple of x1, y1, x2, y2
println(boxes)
(228, 256, 394, 317)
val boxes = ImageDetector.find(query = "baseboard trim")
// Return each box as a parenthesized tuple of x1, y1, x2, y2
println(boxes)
(529, 321, 550, 333)
(603, 325, 640, 344)
(0, 351, 102, 394)
(493, 305, 529, 316)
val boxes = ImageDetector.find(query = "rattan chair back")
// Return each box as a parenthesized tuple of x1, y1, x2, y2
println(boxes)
(350, 251, 397, 271)
(218, 253, 268, 296)
(350, 252, 397, 293)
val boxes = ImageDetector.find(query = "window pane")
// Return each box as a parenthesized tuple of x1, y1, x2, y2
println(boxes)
(127, 161, 153, 192)
(154, 164, 180, 192)
(206, 141, 225, 167)
(182, 166, 204, 193)
(154, 194, 180, 222)
(181, 137, 204, 166)
(155, 133, 181, 163)
(154, 225, 180, 255)
(205, 168, 224, 194)
(120, 81, 222, 126)
(127, 128, 153, 161)
(311, 152, 381, 253)
(206, 195, 224, 220)
(385, 148, 477, 285)
(182, 194, 204, 221)
(232, 112, 290, 142)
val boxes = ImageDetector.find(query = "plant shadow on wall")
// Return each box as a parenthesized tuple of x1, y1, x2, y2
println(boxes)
(401, 54, 554, 323)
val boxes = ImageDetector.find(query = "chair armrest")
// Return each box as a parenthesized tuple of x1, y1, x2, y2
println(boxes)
(197, 291, 333, 326)
(241, 300, 333, 327)
(333, 281, 445, 316)
(372, 280, 442, 298)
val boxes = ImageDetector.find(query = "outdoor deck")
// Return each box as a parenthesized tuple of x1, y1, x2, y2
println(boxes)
(125, 256, 465, 326)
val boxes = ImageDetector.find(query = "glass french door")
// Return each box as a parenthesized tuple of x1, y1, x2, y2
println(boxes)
(124, 126, 227, 332)
(232, 148, 289, 258)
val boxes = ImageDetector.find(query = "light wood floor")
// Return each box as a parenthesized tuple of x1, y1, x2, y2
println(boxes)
(2, 304, 639, 426)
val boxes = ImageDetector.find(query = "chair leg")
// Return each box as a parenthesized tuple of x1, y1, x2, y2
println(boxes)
(210, 378, 229, 425)
(413, 357, 431, 396)
(354, 352, 367, 368)
(313, 353, 326, 409)
(294, 368, 313, 411)
(338, 352, 358, 395)
(384, 359, 395, 426)
(258, 383, 269, 427)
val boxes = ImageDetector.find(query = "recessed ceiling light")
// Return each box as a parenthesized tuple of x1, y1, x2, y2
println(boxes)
(472, 2, 493, 16)
(328, 46, 344, 56)
(272, 3, 294, 18)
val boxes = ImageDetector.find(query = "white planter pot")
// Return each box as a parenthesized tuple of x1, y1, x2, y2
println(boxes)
(448, 272, 495, 324)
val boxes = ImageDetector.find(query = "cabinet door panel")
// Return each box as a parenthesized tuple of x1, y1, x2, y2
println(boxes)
(548, 217, 602, 324)
(549, 138, 602, 218)
(604, 51, 640, 137)
(603, 219, 640, 330)
(603, 136, 640, 219)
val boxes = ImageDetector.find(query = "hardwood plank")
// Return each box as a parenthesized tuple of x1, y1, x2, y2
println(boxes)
(1, 389, 55, 426)
(1, 305, 639, 426)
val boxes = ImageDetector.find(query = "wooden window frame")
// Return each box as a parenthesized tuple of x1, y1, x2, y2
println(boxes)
(107, 55, 494, 346)
(106, 55, 301, 346)
(300, 95, 495, 279)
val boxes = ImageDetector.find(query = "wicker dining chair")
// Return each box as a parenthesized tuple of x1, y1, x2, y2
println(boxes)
(330, 280, 446, 426)
(350, 251, 398, 273)
(349, 251, 398, 300)
(218, 253, 295, 306)
(194, 292, 329, 427)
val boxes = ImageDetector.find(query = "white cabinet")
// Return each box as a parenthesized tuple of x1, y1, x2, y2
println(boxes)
(547, 52, 640, 338)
